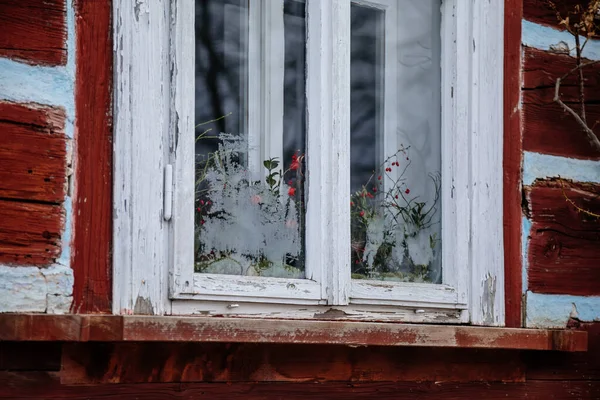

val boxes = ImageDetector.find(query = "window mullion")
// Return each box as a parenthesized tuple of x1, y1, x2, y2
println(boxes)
(306, 0, 351, 305)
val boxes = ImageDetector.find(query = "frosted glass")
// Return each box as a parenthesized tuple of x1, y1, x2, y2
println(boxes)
(350, 1, 442, 283)
(194, 0, 307, 278)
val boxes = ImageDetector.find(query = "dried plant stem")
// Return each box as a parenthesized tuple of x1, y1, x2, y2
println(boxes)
(553, 59, 600, 152)
(559, 179, 600, 218)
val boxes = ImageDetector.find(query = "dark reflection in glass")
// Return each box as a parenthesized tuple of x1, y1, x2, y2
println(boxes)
(350, 2, 442, 284)
(194, 0, 307, 278)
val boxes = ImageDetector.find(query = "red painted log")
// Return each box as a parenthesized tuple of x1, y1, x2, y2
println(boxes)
(523, 0, 593, 32)
(72, 0, 113, 313)
(522, 99, 600, 160)
(0, 102, 67, 203)
(0, 200, 63, 266)
(522, 48, 600, 160)
(0, 0, 67, 66)
(526, 179, 600, 296)
(504, 0, 523, 328)
(522, 47, 600, 96)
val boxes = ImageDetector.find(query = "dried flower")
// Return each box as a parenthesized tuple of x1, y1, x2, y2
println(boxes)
(288, 187, 296, 197)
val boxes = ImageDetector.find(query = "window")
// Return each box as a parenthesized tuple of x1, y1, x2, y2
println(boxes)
(113, 0, 504, 325)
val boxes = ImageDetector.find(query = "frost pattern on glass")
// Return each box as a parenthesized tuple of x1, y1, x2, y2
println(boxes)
(350, 1, 442, 283)
(195, 134, 304, 278)
(194, 0, 307, 278)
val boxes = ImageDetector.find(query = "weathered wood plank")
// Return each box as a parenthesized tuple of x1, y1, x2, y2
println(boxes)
(504, 0, 524, 328)
(0, 200, 64, 266)
(523, 0, 591, 31)
(60, 342, 525, 384)
(71, 0, 113, 313)
(522, 100, 600, 160)
(1, 372, 599, 400)
(0, 315, 80, 341)
(527, 322, 600, 380)
(0, 315, 588, 352)
(525, 179, 600, 296)
(0, 0, 67, 66)
(522, 47, 600, 160)
(0, 102, 67, 203)
(523, 47, 600, 94)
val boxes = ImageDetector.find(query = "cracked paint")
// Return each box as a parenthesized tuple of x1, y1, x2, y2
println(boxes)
(0, 264, 73, 313)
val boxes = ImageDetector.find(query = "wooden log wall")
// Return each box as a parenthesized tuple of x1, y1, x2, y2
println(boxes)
(520, 0, 600, 326)
(0, 0, 113, 313)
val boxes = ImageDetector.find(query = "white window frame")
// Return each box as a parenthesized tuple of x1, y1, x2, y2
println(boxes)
(112, 0, 505, 325)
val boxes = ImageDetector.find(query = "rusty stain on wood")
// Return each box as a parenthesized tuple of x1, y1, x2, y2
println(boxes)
(0, 0, 67, 66)
(525, 179, 600, 296)
(0, 102, 67, 203)
(0, 314, 588, 352)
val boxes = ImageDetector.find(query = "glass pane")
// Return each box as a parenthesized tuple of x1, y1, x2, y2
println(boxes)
(350, 1, 442, 283)
(194, 0, 307, 278)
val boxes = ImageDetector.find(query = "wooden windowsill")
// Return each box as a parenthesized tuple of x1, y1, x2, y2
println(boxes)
(0, 314, 587, 352)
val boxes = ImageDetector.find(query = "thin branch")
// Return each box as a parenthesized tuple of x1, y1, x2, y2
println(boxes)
(574, 32, 587, 124)
(559, 179, 600, 218)
(553, 60, 600, 152)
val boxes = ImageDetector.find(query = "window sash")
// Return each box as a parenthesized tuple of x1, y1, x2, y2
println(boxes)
(171, 0, 465, 308)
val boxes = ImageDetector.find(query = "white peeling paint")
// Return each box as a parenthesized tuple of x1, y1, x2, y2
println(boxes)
(0, 264, 73, 314)
(523, 151, 600, 186)
(0, 60, 74, 123)
(522, 20, 600, 61)
(521, 216, 532, 294)
(526, 291, 600, 328)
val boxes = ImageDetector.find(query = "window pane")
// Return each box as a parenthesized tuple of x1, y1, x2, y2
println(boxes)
(350, 1, 442, 283)
(194, 0, 307, 278)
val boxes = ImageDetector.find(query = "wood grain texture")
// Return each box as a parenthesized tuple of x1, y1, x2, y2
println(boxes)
(0, 200, 64, 265)
(522, 47, 600, 160)
(0, 0, 67, 65)
(523, 0, 594, 31)
(0, 102, 67, 203)
(526, 322, 600, 381)
(504, 0, 524, 328)
(60, 342, 525, 384)
(1, 372, 599, 400)
(71, 0, 113, 313)
(0, 314, 588, 352)
(525, 179, 600, 296)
